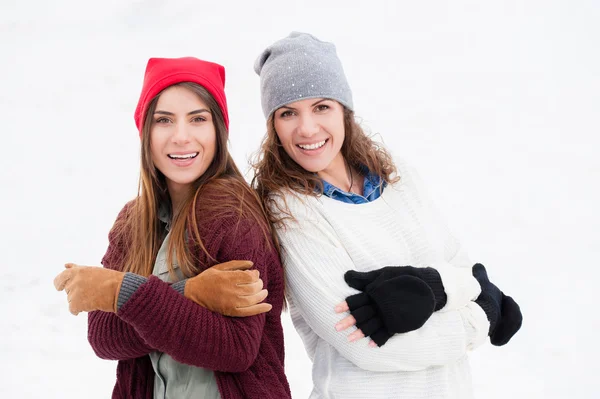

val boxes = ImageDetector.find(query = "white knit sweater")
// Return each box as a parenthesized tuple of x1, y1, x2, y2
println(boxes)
(274, 159, 490, 399)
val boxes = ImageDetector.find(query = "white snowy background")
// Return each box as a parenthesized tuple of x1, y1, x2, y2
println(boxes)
(1, 0, 598, 397)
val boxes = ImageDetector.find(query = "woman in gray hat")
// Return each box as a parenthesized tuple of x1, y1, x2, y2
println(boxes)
(251, 32, 522, 399)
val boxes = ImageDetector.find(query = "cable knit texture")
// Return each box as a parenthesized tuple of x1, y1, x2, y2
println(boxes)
(87, 192, 290, 399)
(275, 158, 490, 399)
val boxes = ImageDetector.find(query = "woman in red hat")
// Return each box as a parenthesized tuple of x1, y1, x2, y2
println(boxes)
(53, 57, 291, 399)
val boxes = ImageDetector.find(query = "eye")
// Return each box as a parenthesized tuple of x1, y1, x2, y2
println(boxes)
(191, 116, 207, 123)
(315, 104, 330, 112)
(279, 110, 294, 118)
(155, 117, 171, 124)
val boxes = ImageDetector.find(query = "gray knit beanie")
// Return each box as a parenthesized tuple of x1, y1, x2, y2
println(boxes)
(254, 32, 354, 119)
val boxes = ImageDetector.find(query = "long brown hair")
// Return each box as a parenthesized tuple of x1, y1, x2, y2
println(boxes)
(251, 105, 399, 228)
(111, 82, 274, 277)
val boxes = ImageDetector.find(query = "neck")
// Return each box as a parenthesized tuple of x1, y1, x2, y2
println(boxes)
(167, 181, 190, 218)
(317, 153, 361, 194)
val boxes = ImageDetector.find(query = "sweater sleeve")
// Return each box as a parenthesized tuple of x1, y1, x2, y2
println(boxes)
(88, 310, 155, 360)
(115, 218, 271, 373)
(278, 197, 489, 372)
(394, 159, 484, 311)
(87, 201, 156, 361)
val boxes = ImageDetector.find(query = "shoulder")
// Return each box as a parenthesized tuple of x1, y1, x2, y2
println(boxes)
(268, 188, 325, 230)
(113, 199, 138, 224)
(382, 156, 442, 216)
(101, 199, 137, 270)
(107, 198, 138, 240)
(191, 176, 274, 257)
(193, 176, 262, 228)
(383, 155, 427, 195)
(386, 155, 414, 185)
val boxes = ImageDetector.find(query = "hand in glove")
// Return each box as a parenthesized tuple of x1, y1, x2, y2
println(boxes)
(184, 260, 272, 317)
(472, 263, 522, 346)
(337, 266, 447, 347)
(54, 263, 124, 315)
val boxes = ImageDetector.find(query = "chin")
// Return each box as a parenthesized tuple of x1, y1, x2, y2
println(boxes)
(299, 159, 330, 174)
(174, 178, 199, 185)
(166, 172, 203, 186)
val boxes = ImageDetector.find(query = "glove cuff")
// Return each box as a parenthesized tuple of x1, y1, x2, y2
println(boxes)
(475, 291, 499, 336)
(117, 273, 147, 311)
(419, 267, 447, 311)
(172, 279, 187, 296)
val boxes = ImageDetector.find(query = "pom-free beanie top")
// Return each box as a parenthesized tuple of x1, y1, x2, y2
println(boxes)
(134, 57, 229, 135)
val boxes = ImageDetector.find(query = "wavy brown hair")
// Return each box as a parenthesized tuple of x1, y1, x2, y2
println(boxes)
(110, 82, 274, 277)
(251, 105, 399, 228)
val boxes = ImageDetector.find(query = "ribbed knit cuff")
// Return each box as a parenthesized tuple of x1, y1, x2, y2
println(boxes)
(475, 292, 499, 336)
(432, 262, 482, 311)
(171, 279, 187, 296)
(117, 273, 148, 311)
(419, 267, 447, 311)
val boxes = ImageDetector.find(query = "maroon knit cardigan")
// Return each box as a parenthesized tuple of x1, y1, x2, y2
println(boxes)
(87, 199, 291, 399)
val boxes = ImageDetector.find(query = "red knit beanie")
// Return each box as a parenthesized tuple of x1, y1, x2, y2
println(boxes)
(134, 57, 229, 136)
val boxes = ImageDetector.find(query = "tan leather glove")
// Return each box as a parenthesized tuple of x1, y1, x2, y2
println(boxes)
(53, 263, 124, 315)
(185, 260, 272, 317)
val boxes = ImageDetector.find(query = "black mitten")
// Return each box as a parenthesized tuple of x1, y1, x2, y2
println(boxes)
(472, 263, 522, 346)
(344, 266, 447, 346)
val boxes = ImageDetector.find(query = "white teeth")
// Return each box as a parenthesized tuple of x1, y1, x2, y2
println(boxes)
(298, 140, 326, 150)
(168, 152, 198, 159)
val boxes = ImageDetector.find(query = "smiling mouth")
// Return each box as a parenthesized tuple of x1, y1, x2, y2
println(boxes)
(168, 152, 199, 159)
(297, 139, 328, 150)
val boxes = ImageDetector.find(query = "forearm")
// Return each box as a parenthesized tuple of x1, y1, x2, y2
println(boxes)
(86, 271, 187, 360)
(288, 268, 489, 372)
(86, 273, 158, 360)
(117, 275, 265, 372)
(431, 260, 481, 311)
(282, 226, 489, 371)
(362, 301, 489, 371)
(87, 310, 155, 360)
(116, 272, 186, 309)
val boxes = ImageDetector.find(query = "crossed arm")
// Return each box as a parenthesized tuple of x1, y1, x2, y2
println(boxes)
(87, 216, 274, 373)
(278, 210, 490, 373)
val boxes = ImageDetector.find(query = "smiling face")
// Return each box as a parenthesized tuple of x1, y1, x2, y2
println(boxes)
(273, 98, 345, 173)
(150, 85, 217, 198)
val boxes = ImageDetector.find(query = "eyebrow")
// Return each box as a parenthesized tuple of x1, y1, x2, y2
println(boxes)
(154, 109, 210, 116)
(279, 99, 330, 111)
(311, 99, 329, 106)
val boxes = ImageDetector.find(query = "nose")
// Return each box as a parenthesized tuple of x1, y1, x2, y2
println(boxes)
(296, 114, 319, 137)
(171, 122, 191, 145)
